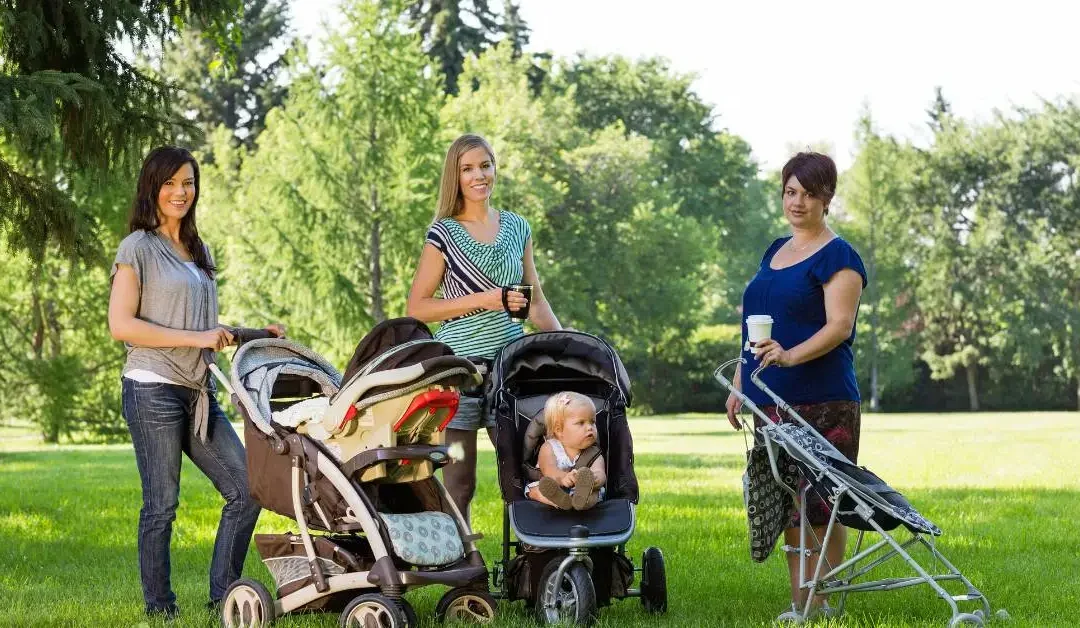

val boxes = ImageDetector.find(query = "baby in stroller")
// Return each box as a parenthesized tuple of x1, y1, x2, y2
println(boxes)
(526, 391, 606, 511)
(488, 331, 666, 626)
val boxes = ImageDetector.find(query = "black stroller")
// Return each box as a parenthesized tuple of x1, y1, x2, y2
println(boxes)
(487, 331, 668, 626)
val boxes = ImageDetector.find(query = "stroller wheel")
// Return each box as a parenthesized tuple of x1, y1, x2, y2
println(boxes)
(397, 598, 419, 628)
(949, 612, 985, 627)
(221, 578, 275, 628)
(640, 546, 668, 614)
(435, 587, 497, 623)
(536, 559, 597, 626)
(340, 593, 406, 628)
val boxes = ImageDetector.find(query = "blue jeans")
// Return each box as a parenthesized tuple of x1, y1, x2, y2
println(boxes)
(122, 379, 261, 611)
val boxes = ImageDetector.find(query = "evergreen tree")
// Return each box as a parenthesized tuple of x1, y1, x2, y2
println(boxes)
(403, 0, 526, 94)
(162, 0, 293, 153)
(0, 0, 241, 261)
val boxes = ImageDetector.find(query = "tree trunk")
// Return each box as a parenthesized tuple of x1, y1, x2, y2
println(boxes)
(369, 185, 384, 323)
(965, 363, 980, 412)
(867, 209, 880, 412)
(870, 359, 880, 412)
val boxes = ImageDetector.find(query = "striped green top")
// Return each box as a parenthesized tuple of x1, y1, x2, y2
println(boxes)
(425, 210, 531, 359)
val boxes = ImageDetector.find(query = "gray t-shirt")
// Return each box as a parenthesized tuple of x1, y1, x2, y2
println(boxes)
(111, 230, 220, 439)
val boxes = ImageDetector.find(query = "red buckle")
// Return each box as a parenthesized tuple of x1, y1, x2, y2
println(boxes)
(393, 390, 460, 432)
(338, 404, 358, 430)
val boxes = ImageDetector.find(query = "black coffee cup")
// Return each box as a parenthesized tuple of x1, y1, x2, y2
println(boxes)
(502, 283, 532, 323)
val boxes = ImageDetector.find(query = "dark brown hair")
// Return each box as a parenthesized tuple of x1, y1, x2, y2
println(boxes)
(781, 152, 837, 211)
(128, 146, 215, 278)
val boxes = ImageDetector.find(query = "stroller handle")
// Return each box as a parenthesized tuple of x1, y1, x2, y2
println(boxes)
(713, 357, 847, 460)
(202, 327, 279, 396)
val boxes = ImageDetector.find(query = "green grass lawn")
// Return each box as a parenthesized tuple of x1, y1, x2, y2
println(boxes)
(2, 412, 1078, 627)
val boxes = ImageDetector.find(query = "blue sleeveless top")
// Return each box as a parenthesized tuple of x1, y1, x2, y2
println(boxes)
(740, 236, 867, 407)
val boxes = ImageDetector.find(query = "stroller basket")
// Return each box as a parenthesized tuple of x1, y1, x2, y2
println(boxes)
(256, 533, 373, 598)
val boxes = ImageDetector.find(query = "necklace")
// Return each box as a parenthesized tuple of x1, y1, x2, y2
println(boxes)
(788, 229, 828, 253)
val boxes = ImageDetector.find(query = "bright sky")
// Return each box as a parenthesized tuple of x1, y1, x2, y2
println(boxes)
(291, 0, 1080, 172)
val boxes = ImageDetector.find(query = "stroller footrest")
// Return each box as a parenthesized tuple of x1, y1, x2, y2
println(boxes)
(951, 594, 983, 602)
(510, 498, 634, 538)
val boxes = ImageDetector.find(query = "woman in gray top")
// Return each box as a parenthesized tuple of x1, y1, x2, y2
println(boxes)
(108, 146, 284, 619)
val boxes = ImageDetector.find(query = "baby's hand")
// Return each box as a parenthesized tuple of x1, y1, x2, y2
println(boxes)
(560, 470, 577, 488)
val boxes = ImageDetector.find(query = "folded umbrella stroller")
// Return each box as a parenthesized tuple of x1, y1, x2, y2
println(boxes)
(714, 357, 1009, 628)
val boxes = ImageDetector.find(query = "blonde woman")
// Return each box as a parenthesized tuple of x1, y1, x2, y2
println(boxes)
(407, 134, 563, 521)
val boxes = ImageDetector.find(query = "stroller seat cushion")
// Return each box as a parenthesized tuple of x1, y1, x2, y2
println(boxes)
(510, 497, 633, 538)
(380, 511, 464, 566)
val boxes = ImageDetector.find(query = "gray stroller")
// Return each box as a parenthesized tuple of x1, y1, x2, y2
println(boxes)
(715, 358, 1009, 627)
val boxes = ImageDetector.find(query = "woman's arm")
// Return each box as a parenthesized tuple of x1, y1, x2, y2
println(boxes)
(406, 243, 519, 323)
(724, 363, 743, 429)
(108, 264, 233, 350)
(757, 268, 863, 368)
(522, 239, 562, 332)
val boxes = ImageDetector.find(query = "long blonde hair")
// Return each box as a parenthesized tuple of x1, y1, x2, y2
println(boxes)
(433, 134, 496, 223)
(544, 391, 596, 440)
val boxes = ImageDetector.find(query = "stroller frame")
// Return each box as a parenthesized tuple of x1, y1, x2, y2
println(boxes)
(208, 334, 490, 626)
(715, 358, 1006, 627)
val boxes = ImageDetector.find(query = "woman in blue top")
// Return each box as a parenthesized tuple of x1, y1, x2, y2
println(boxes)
(724, 152, 867, 622)
(407, 134, 564, 522)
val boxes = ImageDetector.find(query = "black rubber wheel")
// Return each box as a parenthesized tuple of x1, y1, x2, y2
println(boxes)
(339, 593, 406, 628)
(640, 547, 668, 614)
(535, 558, 598, 626)
(397, 597, 419, 628)
(435, 587, 497, 623)
(220, 578, 275, 628)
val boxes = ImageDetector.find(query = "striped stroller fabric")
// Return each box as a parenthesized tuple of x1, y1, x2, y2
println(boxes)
(774, 423, 942, 536)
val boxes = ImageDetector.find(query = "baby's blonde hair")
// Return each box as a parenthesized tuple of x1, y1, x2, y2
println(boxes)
(543, 391, 596, 440)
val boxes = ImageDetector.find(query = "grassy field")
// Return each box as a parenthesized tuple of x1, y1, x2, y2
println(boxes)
(1, 412, 1078, 627)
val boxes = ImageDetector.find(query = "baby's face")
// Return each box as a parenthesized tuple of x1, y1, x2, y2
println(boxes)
(558, 408, 597, 450)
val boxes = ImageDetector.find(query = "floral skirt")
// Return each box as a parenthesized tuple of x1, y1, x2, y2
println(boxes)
(755, 400, 861, 528)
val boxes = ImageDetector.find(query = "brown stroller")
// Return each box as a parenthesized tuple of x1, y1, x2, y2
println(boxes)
(210, 319, 497, 627)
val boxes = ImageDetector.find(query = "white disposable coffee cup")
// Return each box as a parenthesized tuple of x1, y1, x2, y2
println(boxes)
(746, 315, 774, 354)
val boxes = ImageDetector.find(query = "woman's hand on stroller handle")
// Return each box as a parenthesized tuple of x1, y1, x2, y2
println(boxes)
(725, 391, 744, 430)
(193, 326, 234, 351)
(226, 326, 284, 345)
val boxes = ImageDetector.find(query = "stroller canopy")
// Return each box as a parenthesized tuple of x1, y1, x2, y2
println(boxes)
(335, 317, 479, 405)
(342, 318, 437, 382)
(486, 331, 632, 406)
(230, 339, 343, 436)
